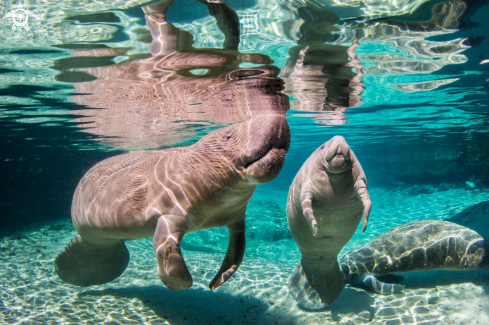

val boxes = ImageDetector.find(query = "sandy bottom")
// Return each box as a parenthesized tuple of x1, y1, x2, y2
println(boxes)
(1, 186, 489, 324)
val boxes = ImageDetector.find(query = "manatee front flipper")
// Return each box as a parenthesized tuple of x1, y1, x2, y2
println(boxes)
(363, 275, 404, 294)
(288, 260, 345, 309)
(54, 235, 130, 286)
(354, 179, 372, 232)
(209, 210, 246, 289)
(153, 214, 192, 290)
(301, 182, 319, 236)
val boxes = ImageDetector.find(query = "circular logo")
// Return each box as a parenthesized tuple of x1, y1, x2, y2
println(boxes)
(11, 9, 30, 31)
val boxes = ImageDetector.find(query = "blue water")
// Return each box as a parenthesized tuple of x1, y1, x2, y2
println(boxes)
(1, 0, 489, 324)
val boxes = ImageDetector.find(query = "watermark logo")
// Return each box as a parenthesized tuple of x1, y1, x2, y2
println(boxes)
(3, 6, 38, 31)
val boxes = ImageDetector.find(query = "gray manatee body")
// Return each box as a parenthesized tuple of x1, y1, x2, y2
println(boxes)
(287, 136, 372, 309)
(340, 220, 489, 294)
(54, 114, 290, 289)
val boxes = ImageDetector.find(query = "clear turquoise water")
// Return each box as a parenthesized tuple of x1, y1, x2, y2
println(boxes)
(1, 0, 489, 324)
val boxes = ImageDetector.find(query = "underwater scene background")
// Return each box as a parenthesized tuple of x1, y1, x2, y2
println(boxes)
(1, 0, 489, 324)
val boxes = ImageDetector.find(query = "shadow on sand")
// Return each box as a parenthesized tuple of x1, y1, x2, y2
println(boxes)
(79, 285, 298, 325)
(296, 287, 376, 322)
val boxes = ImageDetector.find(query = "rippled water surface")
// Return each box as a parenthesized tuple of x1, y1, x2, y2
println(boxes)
(1, 0, 489, 324)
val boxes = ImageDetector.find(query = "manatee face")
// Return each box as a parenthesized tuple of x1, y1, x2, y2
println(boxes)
(240, 114, 290, 184)
(197, 113, 290, 185)
(319, 135, 352, 173)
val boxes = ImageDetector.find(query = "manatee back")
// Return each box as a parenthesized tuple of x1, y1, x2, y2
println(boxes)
(341, 220, 488, 279)
(71, 151, 170, 232)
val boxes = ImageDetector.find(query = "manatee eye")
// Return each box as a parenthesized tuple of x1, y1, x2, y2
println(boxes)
(320, 145, 325, 150)
(224, 131, 233, 141)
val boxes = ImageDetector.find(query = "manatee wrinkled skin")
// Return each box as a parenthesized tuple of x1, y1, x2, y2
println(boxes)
(286, 136, 371, 309)
(340, 220, 489, 294)
(54, 115, 290, 290)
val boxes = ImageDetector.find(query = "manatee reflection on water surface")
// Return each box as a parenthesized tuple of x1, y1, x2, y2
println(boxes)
(57, 0, 288, 150)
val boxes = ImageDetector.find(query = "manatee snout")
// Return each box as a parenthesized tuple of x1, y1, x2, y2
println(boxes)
(243, 114, 290, 183)
(247, 113, 290, 151)
(329, 155, 347, 170)
(323, 135, 352, 172)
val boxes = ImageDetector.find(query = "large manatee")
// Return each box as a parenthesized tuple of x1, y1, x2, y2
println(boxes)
(286, 136, 371, 309)
(54, 114, 290, 290)
(340, 220, 489, 294)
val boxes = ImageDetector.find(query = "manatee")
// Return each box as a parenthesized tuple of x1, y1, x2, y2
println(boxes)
(286, 136, 372, 309)
(340, 220, 489, 294)
(54, 114, 290, 289)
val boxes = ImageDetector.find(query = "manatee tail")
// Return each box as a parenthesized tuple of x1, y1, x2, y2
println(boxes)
(288, 261, 344, 309)
(363, 275, 404, 294)
(54, 235, 130, 286)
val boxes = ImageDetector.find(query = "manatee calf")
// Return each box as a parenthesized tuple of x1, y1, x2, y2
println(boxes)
(340, 220, 489, 294)
(287, 136, 372, 309)
(54, 114, 290, 289)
